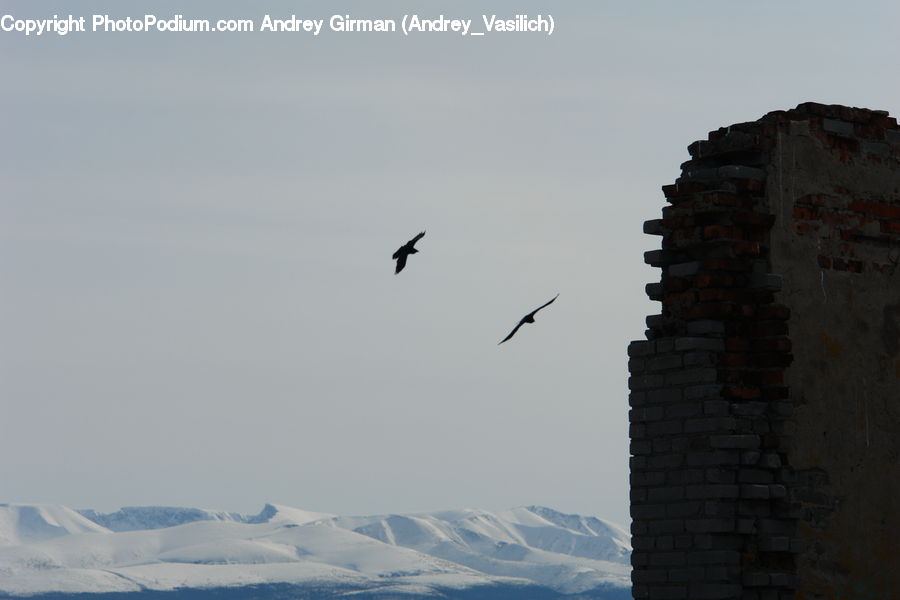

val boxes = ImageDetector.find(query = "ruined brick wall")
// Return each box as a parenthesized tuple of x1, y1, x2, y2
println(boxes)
(629, 103, 900, 600)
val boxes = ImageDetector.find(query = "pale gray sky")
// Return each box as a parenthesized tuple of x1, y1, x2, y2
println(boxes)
(2, 1, 898, 527)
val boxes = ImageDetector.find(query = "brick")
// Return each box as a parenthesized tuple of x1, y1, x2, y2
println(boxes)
(648, 586, 689, 599)
(684, 418, 737, 434)
(629, 340, 656, 357)
(822, 118, 855, 136)
(667, 501, 703, 518)
(632, 472, 666, 487)
(687, 550, 741, 565)
(667, 368, 718, 385)
(632, 503, 667, 519)
(649, 354, 683, 371)
(630, 374, 665, 390)
(675, 337, 726, 352)
(649, 552, 687, 566)
(684, 384, 725, 400)
(669, 261, 702, 277)
(647, 420, 683, 436)
(685, 484, 740, 499)
(710, 434, 761, 449)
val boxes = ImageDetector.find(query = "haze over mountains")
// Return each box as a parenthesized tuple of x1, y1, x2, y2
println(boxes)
(0, 502, 631, 599)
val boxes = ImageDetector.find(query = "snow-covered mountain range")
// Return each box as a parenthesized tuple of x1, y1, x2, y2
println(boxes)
(0, 503, 631, 599)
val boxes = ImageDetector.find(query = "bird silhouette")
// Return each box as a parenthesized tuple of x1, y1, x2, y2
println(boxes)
(392, 230, 425, 274)
(498, 294, 559, 344)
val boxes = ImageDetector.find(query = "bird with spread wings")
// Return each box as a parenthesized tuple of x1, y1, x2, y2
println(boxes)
(498, 294, 559, 345)
(392, 230, 426, 274)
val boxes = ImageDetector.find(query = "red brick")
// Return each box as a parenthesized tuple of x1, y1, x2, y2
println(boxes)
(793, 206, 819, 220)
(733, 241, 761, 257)
(725, 386, 761, 400)
(880, 220, 900, 235)
(848, 200, 900, 219)
(817, 255, 832, 268)
(793, 222, 819, 235)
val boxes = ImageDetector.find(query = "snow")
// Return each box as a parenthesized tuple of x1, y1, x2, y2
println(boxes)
(0, 502, 630, 597)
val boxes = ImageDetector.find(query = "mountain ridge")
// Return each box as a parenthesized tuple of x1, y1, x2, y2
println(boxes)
(0, 502, 631, 599)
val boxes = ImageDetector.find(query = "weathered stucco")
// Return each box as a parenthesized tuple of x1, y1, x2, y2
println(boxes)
(768, 116, 900, 599)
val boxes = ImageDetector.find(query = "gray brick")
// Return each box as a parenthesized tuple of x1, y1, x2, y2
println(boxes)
(668, 469, 705, 485)
(647, 420, 683, 436)
(684, 351, 717, 367)
(685, 484, 740, 499)
(648, 486, 685, 502)
(630, 423, 647, 439)
(749, 272, 783, 291)
(757, 519, 792, 534)
(649, 552, 687, 566)
(687, 550, 741, 565)
(686, 450, 740, 466)
(738, 468, 774, 484)
(686, 320, 725, 335)
(675, 337, 725, 351)
(667, 501, 702, 518)
(740, 451, 762, 465)
(648, 586, 688, 599)
(862, 141, 891, 155)
(688, 583, 743, 599)
(759, 536, 790, 552)
(705, 468, 736, 484)
(710, 434, 761, 449)
(740, 484, 770, 499)
(759, 452, 782, 470)
(632, 583, 649, 598)
(630, 391, 648, 406)
(648, 519, 686, 534)
(667, 368, 718, 385)
(685, 518, 736, 533)
(718, 165, 766, 180)
(668, 567, 706, 582)
(648, 388, 684, 403)
(656, 339, 675, 353)
(649, 454, 685, 469)
(631, 440, 652, 455)
(632, 551, 650, 567)
(632, 503, 668, 519)
(769, 484, 787, 499)
(630, 374, 665, 390)
(649, 354, 683, 371)
(684, 384, 725, 400)
(656, 535, 674, 550)
(684, 417, 737, 433)
(629, 357, 647, 373)
(632, 536, 657, 551)
(669, 261, 701, 277)
(693, 534, 743, 551)
(730, 402, 767, 416)
(703, 501, 737, 517)
(704, 400, 730, 415)
(632, 568, 667, 583)
(629, 340, 656, 357)
(632, 472, 666, 486)
(630, 456, 647, 469)
(822, 118, 855, 136)
(666, 402, 701, 419)
(886, 129, 900, 145)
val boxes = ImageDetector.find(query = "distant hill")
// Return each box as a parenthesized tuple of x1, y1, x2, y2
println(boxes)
(0, 502, 631, 599)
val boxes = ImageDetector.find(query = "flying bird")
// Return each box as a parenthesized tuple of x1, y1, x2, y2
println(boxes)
(498, 294, 559, 344)
(392, 230, 425, 274)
